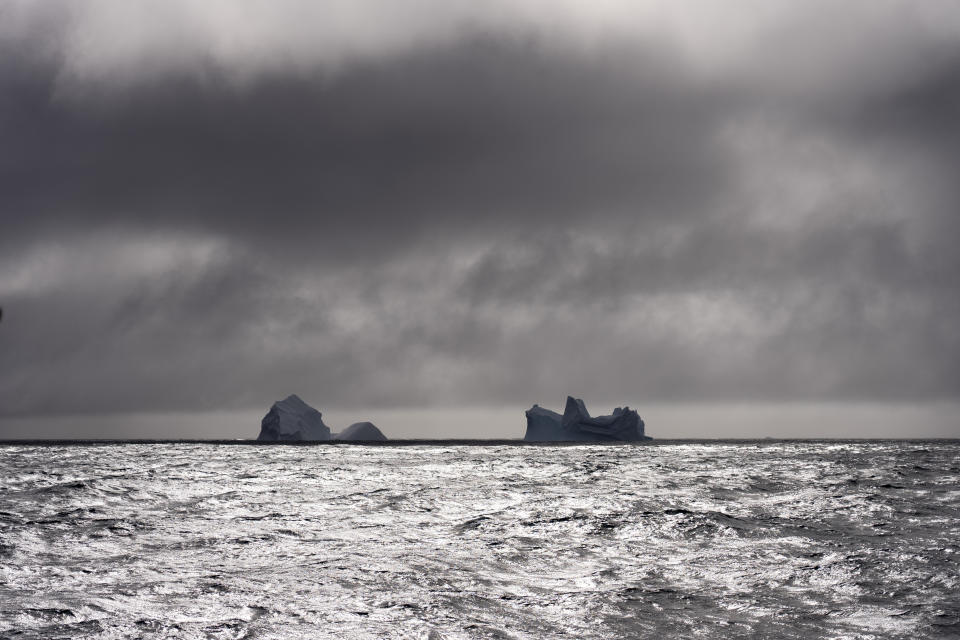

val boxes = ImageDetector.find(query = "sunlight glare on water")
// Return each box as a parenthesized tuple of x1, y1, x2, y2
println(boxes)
(0, 441, 958, 639)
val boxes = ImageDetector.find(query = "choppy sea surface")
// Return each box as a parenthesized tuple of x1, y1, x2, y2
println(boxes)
(0, 441, 958, 639)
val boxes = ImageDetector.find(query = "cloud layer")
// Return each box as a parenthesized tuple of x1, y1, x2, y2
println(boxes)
(1, 0, 958, 419)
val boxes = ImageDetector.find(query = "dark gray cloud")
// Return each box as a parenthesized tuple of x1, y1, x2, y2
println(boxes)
(0, 35, 734, 261)
(1, 1, 958, 428)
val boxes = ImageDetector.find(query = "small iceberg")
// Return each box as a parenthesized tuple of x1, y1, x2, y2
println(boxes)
(335, 421, 388, 441)
(524, 396, 649, 442)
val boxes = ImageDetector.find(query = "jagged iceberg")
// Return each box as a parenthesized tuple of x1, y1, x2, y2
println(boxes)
(335, 421, 388, 441)
(524, 396, 648, 442)
(257, 394, 331, 441)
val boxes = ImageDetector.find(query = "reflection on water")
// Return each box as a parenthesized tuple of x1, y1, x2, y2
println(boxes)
(0, 441, 958, 638)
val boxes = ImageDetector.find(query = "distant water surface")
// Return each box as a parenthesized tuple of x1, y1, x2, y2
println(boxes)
(0, 441, 958, 639)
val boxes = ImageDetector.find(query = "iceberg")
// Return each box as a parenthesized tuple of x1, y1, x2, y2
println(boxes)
(335, 421, 388, 441)
(524, 396, 648, 442)
(257, 394, 331, 441)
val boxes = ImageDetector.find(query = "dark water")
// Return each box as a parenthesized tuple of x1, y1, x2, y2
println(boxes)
(0, 441, 958, 639)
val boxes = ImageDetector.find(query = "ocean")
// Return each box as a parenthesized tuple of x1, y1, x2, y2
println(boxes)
(0, 440, 957, 639)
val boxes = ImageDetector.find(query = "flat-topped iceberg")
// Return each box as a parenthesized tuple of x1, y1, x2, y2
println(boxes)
(335, 421, 388, 441)
(524, 396, 649, 442)
(258, 394, 331, 441)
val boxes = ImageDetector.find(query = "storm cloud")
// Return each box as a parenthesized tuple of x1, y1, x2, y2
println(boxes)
(1, 0, 958, 428)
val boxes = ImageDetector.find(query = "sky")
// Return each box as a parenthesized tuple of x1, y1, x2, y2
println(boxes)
(1, 1, 958, 438)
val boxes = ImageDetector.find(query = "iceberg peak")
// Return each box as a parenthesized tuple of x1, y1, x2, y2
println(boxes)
(257, 394, 331, 441)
